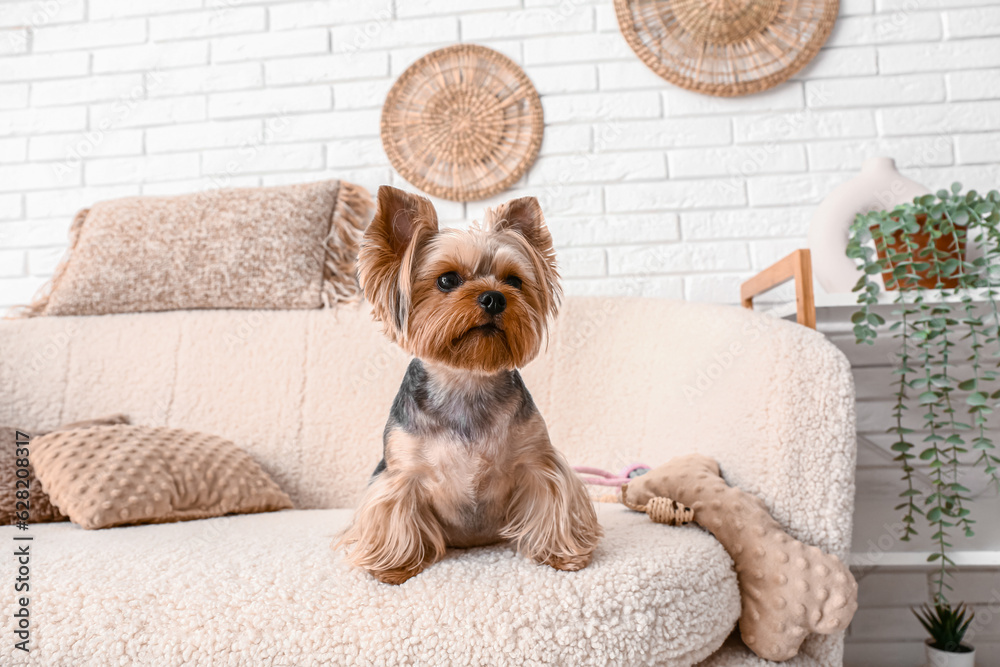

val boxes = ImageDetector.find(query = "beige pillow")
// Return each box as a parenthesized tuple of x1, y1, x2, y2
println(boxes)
(0, 415, 130, 525)
(31, 425, 293, 529)
(18, 180, 373, 317)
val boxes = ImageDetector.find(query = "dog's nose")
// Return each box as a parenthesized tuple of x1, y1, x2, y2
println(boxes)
(478, 290, 506, 315)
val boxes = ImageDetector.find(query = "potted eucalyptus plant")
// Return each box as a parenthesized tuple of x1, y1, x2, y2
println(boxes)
(914, 602, 976, 666)
(847, 184, 1000, 661)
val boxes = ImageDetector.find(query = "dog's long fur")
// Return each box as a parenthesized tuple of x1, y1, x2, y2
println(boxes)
(337, 186, 602, 584)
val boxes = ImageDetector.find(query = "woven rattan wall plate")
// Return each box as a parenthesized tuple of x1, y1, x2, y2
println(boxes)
(381, 44, 544, 202)
(615, 0, 840, 97)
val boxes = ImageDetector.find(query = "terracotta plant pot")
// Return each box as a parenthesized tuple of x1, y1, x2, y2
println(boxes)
(925, 639, 975, 667)
(875, 214, 965, 290)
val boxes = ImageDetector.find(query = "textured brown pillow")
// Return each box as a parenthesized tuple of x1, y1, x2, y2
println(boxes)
(31, 425, 293, 529)
(0, 415, 130, 525)
(18, 180, 373, 317)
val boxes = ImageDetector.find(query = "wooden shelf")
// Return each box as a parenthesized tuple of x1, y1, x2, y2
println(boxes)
(760, 287, 998, 323)
(848, 551, 1000, 568)
(814, 287, 996, 309)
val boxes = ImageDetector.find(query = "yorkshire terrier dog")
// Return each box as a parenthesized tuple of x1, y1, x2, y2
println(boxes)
(338, 186, 602, 585)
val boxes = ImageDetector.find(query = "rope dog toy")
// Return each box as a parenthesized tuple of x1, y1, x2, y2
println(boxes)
(575, 457, 858, 662)
(621, 454, 858, 662)
(573, 463, 694, 526)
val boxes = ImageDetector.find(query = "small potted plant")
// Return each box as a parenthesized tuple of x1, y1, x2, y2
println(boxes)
(914, 602, 976, 666)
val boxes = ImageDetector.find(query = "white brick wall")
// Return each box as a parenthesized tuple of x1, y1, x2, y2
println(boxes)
(0, 4, 998, 661)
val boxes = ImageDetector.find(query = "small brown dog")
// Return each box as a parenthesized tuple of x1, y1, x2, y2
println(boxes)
(338, 186, 602, 585)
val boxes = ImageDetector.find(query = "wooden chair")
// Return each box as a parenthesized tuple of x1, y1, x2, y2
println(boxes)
(740, 249, 816, 329)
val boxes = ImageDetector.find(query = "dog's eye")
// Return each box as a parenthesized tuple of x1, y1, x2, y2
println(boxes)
(436, 272, 463, 292)
(503, 276, 523, 290)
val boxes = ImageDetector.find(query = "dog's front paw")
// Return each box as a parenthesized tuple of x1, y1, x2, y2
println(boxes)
(370, 566, 423, 585)
(543, 552, 593, 572)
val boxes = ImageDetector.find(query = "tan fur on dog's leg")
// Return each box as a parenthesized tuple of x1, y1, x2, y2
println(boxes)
(337, 471, 446, 585)
(503, 447, 602, 571)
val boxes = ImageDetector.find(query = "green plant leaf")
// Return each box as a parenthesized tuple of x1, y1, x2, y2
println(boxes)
(919, 391, 940, 404)
(967, 392, 989, 407)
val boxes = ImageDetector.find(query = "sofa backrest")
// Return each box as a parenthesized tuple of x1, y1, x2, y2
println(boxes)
(0, 297, 855, 557)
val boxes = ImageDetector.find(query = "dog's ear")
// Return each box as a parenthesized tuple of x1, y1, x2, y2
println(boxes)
(358, 185, 439, 339)
(490, 196, 561, 319)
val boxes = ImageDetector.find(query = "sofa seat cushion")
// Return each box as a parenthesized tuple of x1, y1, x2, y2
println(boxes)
(1, 503, 740, 666)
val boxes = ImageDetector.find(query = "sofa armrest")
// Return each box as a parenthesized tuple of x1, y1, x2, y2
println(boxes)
(528, 297, 856, 558)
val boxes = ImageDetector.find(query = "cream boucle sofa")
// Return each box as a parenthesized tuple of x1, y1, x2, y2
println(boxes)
(0, 297, 855, 666)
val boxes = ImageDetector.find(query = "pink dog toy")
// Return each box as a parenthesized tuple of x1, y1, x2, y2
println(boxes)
(573, 463, 650, 487)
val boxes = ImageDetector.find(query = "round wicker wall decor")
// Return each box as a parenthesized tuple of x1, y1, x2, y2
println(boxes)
(615, 0, 840, 97)
(380, 44, 544, 202)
